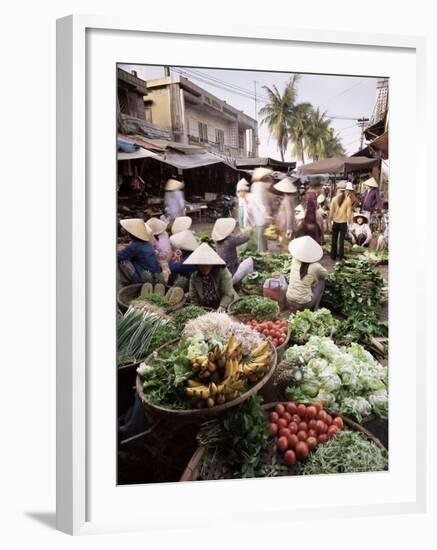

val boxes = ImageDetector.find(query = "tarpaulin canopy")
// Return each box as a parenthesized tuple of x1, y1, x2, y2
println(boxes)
(117, 147, 161, 161)
(298, 156, 378, 175)
(159, 150, 228, 170)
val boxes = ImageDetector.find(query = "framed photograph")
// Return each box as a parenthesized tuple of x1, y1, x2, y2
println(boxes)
(56, 15, 427, 535)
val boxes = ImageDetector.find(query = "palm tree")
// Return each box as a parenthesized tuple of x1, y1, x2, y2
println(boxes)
(305, 108, 332, 161)
(288, 102, 313, 165)
(259, 76, 299, 161)
(324, 129, 346, 157)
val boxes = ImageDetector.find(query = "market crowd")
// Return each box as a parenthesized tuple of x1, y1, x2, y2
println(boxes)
(117, 168, 388, 312)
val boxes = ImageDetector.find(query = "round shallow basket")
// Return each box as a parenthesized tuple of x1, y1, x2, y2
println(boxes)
(117, 283, 186, 313)
(136, 338, 277, 422)
(180, 402, 387, 481)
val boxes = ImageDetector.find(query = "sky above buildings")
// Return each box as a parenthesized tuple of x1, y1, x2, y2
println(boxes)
(120, 63, 382, 162)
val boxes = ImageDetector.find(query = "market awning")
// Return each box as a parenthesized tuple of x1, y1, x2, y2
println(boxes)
(117, 147, 160, 161)
(159, 150, 227, 170)
(298, 156, 378, 175)
(235, 157, 296, 170)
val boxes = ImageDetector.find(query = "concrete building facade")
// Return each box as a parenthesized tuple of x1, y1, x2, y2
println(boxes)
(144, 74, 258, 159)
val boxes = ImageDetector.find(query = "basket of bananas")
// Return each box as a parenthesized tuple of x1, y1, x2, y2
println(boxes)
(136, 334, 277, 420)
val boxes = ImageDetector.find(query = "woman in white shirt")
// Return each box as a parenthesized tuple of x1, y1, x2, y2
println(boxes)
(164, 178, 186, 221)
(349, 212, 372, 247)
(286, 236, 328, 310)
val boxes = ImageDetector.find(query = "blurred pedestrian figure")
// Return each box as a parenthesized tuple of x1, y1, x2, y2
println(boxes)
(329, 181, 353, 261)
(346, 181, 359, 211)
(235, 178, 250, 228)
(250, 167, 274, 252)
(273, 176, 298, 252)
(361, 177, 383, 219)
(164, 178, 186, 221)
(294, 196, 323, 244)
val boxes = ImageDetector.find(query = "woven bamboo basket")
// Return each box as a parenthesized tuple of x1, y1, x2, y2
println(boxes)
(136, 338, 277, 422)
(180, 402, 387, 481)
(117, 283, 186, 313)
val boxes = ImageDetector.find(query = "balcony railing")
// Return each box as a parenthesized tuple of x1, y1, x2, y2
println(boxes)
(187, 135, 256, 158)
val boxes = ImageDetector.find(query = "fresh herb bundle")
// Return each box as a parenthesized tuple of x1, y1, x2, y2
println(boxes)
(233, 296, 280, 321)
(322, 258, 384, 317)
(170, 305, 208, 331)
(197, 396, 269, 478)
(303, 430, 388, 475)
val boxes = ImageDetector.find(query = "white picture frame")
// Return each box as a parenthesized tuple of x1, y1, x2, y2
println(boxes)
(56, 15, 427, 535)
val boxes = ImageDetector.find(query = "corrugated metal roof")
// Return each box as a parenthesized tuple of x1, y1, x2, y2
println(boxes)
(235, 157, 296, 169)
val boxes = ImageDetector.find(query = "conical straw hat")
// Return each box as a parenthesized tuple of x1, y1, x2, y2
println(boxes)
(346, 181, 354, 191)
(120, 218, 151, 241)
(251, 167, 273, 182)
(183, 243, 226, 266)
(336, 180, 348, 189)
(171, 216, 192, 234)
(317, 194, 326, 205)
(145, 217, 168, 236)
(236, 178, 249, 191)
(169, 230, 198, 252)
(211, 218, 237, 241)
(274, 177, 298, 194)
(353, 212, 369, 223)
(363, 176, 378, 188)
(165, 178, 184, 191)
(288, 236, 323, 263)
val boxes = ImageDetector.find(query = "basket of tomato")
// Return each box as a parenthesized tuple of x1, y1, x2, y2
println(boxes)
(245, 319, 289, 354)
(264, 401, 386, 471)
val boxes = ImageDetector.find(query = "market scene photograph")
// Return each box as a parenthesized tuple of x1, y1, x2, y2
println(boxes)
(116, 64, 389, 484)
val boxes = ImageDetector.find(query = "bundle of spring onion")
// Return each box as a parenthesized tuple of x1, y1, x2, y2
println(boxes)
(117, 308, 169, 366)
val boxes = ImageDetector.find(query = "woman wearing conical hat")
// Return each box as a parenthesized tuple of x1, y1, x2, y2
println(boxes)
(286, 236, 328, 311)
(167, 229, 199, 289)
(145, 217, 172, 261)
(164, 178, 186, 221)
(183, 243, 238, 312)
(211, 217, 251, 276)
(273, 177, 298, 252)
(117, 219, 162, 286)
(361, 176, 383, 219)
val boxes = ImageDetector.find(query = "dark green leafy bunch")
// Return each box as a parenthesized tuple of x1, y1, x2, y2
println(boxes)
(140, 345, 193, 409)
(170, 305, 208, 332)
(335, 311, 388, 348)
(233, 296, 280, 321)
(197, 396, 269, 478)
(322, 258, 384, 317)
(198, 231, 215, 248)
(147, 322, 180, 352)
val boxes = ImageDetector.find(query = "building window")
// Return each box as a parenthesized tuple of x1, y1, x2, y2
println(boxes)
(198, 122, 208, 143)
(215, 129, 225, 151)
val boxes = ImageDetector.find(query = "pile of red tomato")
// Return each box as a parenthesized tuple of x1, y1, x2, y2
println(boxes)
(246, 319, 288, 347)
(268, 402, 344, 467)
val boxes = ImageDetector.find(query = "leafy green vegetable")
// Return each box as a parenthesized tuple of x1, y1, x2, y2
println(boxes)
(284, 336, 388, 422)
(335, 311, 388, 349)
(170, 305, 208, 331)
(197, 396, 269, 478)
(117, 309, 168, 366)
(233, 296, 280, 321)
(289, 308, 340, 344)
(147, 322, 180, 352)
(322, 258, 384, 318)
(303, 430, 388, 475)
(137, 345, 193, 409)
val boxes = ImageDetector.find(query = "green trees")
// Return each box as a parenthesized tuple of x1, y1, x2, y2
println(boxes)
(260, 77, 346, 163)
